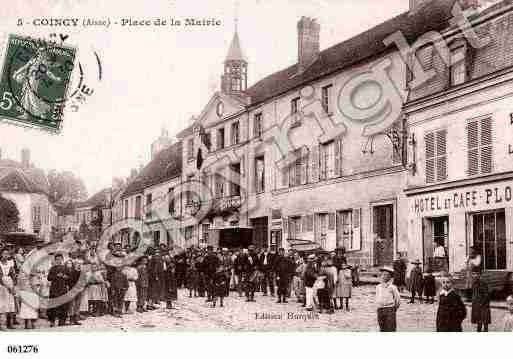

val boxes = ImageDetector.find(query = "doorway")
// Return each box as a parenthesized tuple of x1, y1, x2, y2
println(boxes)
(250, 217, 269, 249)
(373, 204, 394, 267)
(422, 216, 449, 272)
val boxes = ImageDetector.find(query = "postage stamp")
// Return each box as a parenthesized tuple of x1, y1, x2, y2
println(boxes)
(0, 34, 76, 132)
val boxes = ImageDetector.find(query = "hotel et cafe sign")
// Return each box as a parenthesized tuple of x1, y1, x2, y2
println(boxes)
(408, 180, 513, 217)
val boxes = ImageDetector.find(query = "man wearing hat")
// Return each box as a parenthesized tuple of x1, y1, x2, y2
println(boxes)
(274, 248, 294, 303)
(242, 245, 258, 302)
(304, 254, 318, 310)
(375, 266, 401, 332)
(202, 245, 220, 302)
(409, 260, 424, 304)
(258, 245, 276, 297)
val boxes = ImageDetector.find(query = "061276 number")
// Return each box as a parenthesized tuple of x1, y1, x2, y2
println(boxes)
(6, 345, 39, 354)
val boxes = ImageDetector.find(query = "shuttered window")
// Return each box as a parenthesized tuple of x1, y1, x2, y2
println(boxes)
(309, 146, 319, 183)
(425, 129, 447, 183)
(467, 118, 493, 176)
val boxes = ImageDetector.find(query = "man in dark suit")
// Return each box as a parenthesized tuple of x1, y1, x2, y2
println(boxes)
(202, 245, 219, 302)
(274, 248, 295, 303)
(47, 253, 70, 326)
(258, 245, 276, 296)
(242, 245, 259, 302)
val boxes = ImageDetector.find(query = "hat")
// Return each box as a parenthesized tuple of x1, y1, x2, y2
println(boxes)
(379, 266, 394, 274)
(307, 254, 316, 260)
(222, 248, 228, 252)
(411, 259, 421, 265)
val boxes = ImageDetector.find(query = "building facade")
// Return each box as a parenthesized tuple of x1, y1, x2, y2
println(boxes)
(405, 1, 513, 273)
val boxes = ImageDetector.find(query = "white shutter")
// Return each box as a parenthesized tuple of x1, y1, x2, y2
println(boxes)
(301, 147, 308, 185)
(480, 117, 493, 174)
(425, 132, 435, 183)
(467, 120, 479, 176)
(309, 146, 319, 183)
(436, 129, 447, 181)
(352, 208, 362, 251)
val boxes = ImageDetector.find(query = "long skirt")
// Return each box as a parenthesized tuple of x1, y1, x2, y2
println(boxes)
(0, 284, 16, 313)
(19, 291, 39, 320)
(377, 307, 397, 332)
(124, 282, 137, 302)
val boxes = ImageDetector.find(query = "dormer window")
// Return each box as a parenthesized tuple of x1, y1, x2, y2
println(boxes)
(231, 121, 240, 145)
(450, 46, 466, 86)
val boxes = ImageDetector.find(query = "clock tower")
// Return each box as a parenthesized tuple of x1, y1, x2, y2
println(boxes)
(221, 29, 247, 95)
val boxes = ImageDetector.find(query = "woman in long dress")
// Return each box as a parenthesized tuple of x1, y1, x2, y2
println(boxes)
(0, 248, 17, 330)
(122, 265, 138, 314)
(18, 274, 40, 329)
(335, 264, 353, 311)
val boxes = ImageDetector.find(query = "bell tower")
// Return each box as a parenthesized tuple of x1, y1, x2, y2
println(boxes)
(221, 13, 247, 95)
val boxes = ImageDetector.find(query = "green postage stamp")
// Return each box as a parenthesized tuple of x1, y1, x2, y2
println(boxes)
(0, 34, 76, 132)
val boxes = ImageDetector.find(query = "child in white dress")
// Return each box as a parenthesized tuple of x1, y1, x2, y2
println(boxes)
(18, 274, 40, 329)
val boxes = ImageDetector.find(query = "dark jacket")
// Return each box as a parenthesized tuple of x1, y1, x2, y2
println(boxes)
(202, 253, 220, 277)
(392, 259, 406, 287)
(409, 266, 424, 293)
(136, 265, 149, 288)
(423, 274, 436, 297)
(234, 254, 245, 274)
(242, 253, 258, 274)
(259, 252, 276, 271)
(436, 290, 467, 332)
(108, 267, 129, 291)
(274, 255, 294, 281)
(471, 278, 491, 324)
(163, 262, 177, 301)
(303, 263, 317, 288)
(48, 265, 70, 298)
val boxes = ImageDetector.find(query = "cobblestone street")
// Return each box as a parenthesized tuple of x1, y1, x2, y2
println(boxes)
(15, 286, 505, 332)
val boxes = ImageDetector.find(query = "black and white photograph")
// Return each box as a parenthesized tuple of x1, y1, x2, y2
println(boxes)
(0, 1, 513, 355)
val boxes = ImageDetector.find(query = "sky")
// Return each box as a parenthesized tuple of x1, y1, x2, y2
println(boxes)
(0, 0, 409, 197)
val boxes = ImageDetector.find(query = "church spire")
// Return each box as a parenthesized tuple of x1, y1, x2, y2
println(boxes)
(221, 2, 247, 95)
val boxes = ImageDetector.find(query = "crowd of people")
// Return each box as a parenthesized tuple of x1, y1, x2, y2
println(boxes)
(1, 238, 513, 332)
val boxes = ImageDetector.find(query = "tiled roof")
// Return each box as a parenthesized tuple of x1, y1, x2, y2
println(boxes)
(245, 0, 460, 106)
(77, 188, 110, 209)
(122, 141, 183, 198)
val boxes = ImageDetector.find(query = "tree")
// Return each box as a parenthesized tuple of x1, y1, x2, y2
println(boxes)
(0, 195, 20, 233)
(47, 170, 88, 204)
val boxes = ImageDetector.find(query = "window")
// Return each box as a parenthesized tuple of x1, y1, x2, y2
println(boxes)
(467, 118, 492, 176)
(168, 188, 174, 214)
(322, 84, 332, 114)
(231, 121, 240, 145)
(230, 163, 241, 196)
(187, 138, 194, 161)
(217, 127, 225, 150)
(254, 113, 263, 138)
(184, 226, 194, 242)
(153, 230, 160, 247)
(450, 46, 466, 86)
(470, 210, 506, 270)
(425, 129, 447, 183)
(146, 193, 152, 219)
(33, 206, 41, 223)
(204, 132, 212, 152)
(186, 175, 194, 204)
(289, 216, 302, 239)
(201, 223, 210, 244)
(124, 200, 128, 219)
(338, 210, 353, 249)
(166, 231, 172, 247)
(320, 140, 341, 180)
(316, 213, 328, 248)
(215, 173, 225, 199)
(289, 148, 308, 187)
(135, 196, 142, 219)
(255, 156, 265, 193)
(291, 97, 300, 114)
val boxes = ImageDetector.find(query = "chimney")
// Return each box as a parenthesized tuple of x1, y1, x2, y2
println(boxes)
(297, 17, 320, 73)
(21, 148, 30, 168)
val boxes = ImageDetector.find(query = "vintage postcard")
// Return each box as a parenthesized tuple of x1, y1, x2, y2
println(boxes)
(1, 0, 513, 351)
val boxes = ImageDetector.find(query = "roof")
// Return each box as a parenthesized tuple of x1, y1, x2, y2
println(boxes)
(0, 162, 50, 195)
(225, 31, 246, 62)
(55, 203, 75, 216)
(245, 0, 460, 106)
(76, 188, 110, 209)
(122, 141, 183, 198)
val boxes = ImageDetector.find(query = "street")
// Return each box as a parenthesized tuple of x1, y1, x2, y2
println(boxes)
(16, 286, 505, 332)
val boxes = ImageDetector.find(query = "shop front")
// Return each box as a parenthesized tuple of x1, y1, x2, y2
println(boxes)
(406, 176, 513, 274)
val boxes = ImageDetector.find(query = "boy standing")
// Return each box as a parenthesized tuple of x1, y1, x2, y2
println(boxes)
(436, 273, 466, 332)
(375, 267, 401, 332)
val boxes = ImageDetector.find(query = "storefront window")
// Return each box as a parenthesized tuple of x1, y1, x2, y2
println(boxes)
(471, 210, 506, 270)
